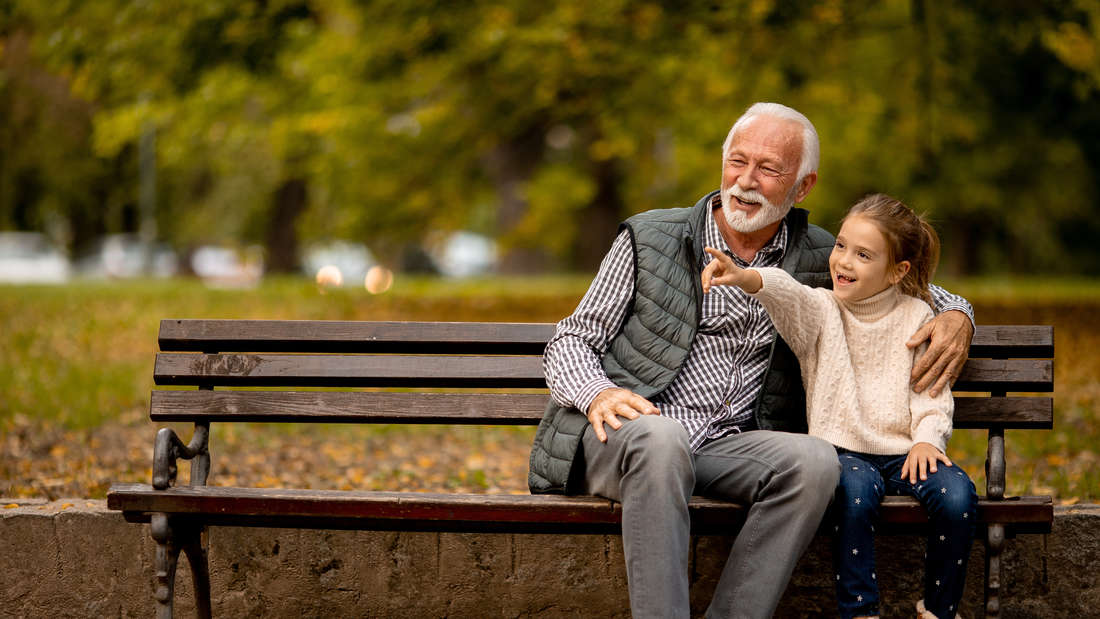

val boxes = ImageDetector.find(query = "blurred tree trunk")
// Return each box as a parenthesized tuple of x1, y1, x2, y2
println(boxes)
(265, 178, 307, 273)
(486, 132, 551, 274)
(572, 158, 624, 271)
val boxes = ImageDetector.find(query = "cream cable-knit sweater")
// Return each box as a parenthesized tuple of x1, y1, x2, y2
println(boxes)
(750, 267, 953, 455)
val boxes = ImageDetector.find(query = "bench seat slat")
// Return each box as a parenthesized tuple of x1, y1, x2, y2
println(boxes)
(153, 354, 1052, 392)
(148, 390, 1052, 429)
(159, 320, 556, 355)
(106, 484, 1052, 535)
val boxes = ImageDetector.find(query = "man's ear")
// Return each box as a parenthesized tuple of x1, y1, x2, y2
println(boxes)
(794, 172, 817, 203)
(892, 260, 911, 284)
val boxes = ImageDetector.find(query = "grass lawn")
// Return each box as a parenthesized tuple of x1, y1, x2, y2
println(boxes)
(1, 275, 1097, 502)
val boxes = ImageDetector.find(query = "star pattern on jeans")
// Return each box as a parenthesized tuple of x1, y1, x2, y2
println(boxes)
(941, 487, 947, 494)
(852, 548, 859, 555)
(855, 497, 861, 505)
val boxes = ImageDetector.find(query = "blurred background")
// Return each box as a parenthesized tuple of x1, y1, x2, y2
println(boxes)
(2, 1, 1099, 501)
(3, 0, 1100, 281)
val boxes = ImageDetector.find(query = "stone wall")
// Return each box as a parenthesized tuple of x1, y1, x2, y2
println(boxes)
(2, 499, 1097, 618)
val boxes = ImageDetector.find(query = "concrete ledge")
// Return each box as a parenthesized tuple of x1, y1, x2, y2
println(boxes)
(3, 499, 1097, 617)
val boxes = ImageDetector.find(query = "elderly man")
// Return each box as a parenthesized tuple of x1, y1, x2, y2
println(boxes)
(528, 102, 974, 618)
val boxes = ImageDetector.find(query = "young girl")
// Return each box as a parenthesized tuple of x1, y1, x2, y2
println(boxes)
(701, 193, 977, 619)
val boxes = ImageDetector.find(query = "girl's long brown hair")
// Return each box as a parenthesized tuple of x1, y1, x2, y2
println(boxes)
(844, 193, 941, 305)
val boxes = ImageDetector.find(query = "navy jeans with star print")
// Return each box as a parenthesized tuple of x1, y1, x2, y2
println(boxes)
(830, 449, 978, 619)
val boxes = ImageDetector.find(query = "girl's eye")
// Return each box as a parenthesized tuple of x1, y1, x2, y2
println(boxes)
(858, 252, 870, 260)
(834, 241, 844, 250)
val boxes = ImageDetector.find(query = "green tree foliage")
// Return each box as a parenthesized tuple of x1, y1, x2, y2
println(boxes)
(2, 0, 1099, 274)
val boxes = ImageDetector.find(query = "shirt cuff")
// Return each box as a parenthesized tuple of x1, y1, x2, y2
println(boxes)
(937, 301, 974, 327)
(573, 377, 620, 414)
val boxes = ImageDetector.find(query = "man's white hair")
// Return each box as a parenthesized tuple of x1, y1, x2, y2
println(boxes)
(721, 102, 820, 182)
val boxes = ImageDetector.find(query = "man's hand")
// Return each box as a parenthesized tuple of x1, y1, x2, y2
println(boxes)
(701, 247, 761, 294)
(906, 309, 973, 397)
(586, 387, 660, 442)
(900, 442, 953, 484)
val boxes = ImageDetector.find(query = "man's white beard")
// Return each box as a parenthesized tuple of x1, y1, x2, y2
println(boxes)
(721, 184, 796, 233)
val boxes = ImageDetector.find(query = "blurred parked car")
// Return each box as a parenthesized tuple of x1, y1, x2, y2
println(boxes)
(73, 234, 179, 279)
(0, 231, 71, 284)
(301, 241, 376, 287)
(430, 231, 497, 278)
(190, 245, 264, 288)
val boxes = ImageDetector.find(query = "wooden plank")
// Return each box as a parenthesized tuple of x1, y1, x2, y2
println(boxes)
(106, 484, 1051, 535)
(159, 320, 1052, 358)
(150, 390, 549, 424)
(953, 358, 1053, 392)
(159, 320, 556, 355)
(149, 390, 1051, 429)
(952, 397, 1053, 429)
(969, 325, 1054, 358)
(153, 354, 1051, 391)
(153, 353, 548, 388)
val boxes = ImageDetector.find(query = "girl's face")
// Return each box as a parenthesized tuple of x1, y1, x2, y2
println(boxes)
(829, 215, 910, 302)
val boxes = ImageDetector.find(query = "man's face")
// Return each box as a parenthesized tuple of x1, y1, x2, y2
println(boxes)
(720, 117, 807, 233)
(829, 215, 909, 303)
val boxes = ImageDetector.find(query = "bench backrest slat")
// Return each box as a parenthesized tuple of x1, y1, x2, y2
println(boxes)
(147, 390, 1052, 430)
(150, 390, 549, 424)
(968, 325, 1053, 358)
(153, 352, 1051, 392)
(159, 321, 1053, 357)
(153, 353, 547, 388)
(159, 319, 556, 355)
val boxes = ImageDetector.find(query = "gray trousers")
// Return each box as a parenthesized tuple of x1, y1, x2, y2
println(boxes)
(580, 415, 840, 619)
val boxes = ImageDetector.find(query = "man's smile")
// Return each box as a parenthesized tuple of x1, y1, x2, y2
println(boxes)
(733, 195, 760, 209)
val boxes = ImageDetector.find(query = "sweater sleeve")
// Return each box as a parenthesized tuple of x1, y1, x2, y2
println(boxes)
(749, 267, 832, 360)
(908, 313, 955, 453)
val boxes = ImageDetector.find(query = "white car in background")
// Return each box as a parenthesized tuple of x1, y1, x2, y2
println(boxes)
(0, 232, 71, 284)
(73, 234, 179, 279)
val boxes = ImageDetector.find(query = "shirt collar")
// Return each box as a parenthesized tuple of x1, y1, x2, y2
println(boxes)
(706, 193, 789, 266)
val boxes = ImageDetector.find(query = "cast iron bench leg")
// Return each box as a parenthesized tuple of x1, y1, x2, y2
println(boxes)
(151, 513, 211, 619)
(985, 522, 1005, 618)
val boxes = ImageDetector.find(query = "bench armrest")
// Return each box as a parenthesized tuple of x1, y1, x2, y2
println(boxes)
(153, 423, 211, 489)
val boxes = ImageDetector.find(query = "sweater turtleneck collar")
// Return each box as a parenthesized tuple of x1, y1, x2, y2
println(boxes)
(839, 284, 900, 322)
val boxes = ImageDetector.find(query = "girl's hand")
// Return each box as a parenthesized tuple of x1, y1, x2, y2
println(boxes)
(900, 442, 953, 484)
(702, 247, 761, 293)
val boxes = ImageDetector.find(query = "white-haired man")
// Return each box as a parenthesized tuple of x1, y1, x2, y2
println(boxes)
(529, 102, 974, 618)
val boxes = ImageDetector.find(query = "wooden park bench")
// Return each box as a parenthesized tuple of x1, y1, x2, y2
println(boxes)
(108, 319, 1054, 618)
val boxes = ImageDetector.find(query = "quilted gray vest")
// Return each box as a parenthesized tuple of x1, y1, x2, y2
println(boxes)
(528, 191, 834, 494)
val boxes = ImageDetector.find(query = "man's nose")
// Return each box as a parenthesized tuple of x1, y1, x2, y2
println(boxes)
(736, 166, 759, 190)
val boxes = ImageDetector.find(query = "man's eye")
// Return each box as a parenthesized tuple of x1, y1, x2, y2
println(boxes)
(763, 167, 780, 176)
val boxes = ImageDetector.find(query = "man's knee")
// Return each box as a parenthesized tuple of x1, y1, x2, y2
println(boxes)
(618, 415, 691, 465)
(796, 436, 841, 490)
